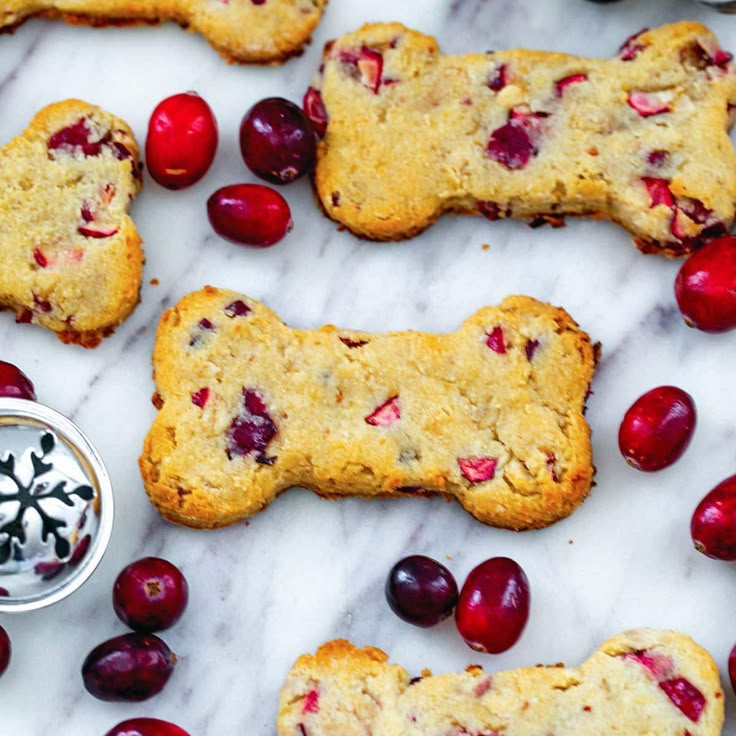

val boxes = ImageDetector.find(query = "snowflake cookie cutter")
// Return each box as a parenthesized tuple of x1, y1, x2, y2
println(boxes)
(0, 398, 113, 612)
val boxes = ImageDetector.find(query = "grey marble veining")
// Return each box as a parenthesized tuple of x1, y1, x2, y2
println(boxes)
(0, 0, 735, 733)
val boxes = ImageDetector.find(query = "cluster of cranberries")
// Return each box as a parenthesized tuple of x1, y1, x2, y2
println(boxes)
(80, 557, 190, 735)
(146, 92, 318, 248)
(386, 555, 530, 654)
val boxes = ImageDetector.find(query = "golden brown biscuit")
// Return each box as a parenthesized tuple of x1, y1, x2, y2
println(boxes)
(1, 0, 328, 64)
(0, 100, 143, 347)
(140, 287, 596, 530)
(307, 22, 736, 254)
(278, 630, 724, 736)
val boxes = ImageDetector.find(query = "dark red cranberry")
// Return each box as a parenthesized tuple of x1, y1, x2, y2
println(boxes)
(227, 388, 277, 459)
(0, 625, 10, 678)
(618, 386, 696, 472)
(113, 557, 188, 632)
(691, 474, 736, 560)
(146, 92, 218, 190)
(81, 633, 176, 702)
(487, 119, 535, 170)
(239, 97, 317, 184)
(0, 587, 8, 596)
(0, 361, 36, 400)
(104, 718, 191, 736)
(728, 643, 736, 695)
(455, 557, 530, 654)
(207, 184, 292, 247)
(385, 555, 459, 627)
(674, 235, 736, 333)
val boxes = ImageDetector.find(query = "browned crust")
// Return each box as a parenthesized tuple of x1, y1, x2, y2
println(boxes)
(2, 1, 328, 64)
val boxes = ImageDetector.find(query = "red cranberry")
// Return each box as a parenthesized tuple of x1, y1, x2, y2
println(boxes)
(113, 557, 188, 632)
(81, 633, 176, 702)
(659, 678, 706, 722)
(674, 235, 736, 333)
(227, 388, 278, 460)
(207, 184, 292, 247)
(618, 386, 696, 472)
(146, 92, 218, 190)
(303, 87, 328, 137)
(0, 361, 36, 400)
(0, 625, 10, 678)
(104, 718, 191, 736)
(385, 555, 459, 627)
(455, 557, 530, 654)
(239, 97, 316, 184)
(728, 643, 736, 695)
(691, 474, 736, 560)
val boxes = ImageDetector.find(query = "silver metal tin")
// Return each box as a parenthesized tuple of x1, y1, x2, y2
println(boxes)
(0, 398, 113, 612)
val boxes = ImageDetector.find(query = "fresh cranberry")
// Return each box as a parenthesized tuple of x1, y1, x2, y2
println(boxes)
(239, 97, 317, 184)
(455, 557, 530, 654)
(0, 588, 8, 596)
(113, 558, 188, 632)
(674, 235, 736, 333)
(0, 361, 36, 400)
(0, 625, 10, 678)
(104, 718, 191, 736)
(618, 386, 696, 472)
(303, 87, 328, 137)
(728, 643, 736, 695)
(207, 184, 292, 247)
(146, 92, 218, 190)
(385, 555, 459, 627)
(81, 633, 176, 702)
(691, 474, 736, 560)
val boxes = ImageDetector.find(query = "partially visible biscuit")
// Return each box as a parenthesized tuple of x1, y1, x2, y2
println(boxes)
(308, 22, 736, 254)
(1, 0, 328, 64)
(140, 287, 596, 530)
(278, 630, 724, 736)
(0, 100, 143, 347)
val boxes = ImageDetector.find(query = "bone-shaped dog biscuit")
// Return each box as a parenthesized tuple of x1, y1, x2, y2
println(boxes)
(140, 287, 596, 530)
(0, 100, 142, 346)
(308, 22, 736, 254)
(1, 0, 328, 63)
(278, 630, 724, 736)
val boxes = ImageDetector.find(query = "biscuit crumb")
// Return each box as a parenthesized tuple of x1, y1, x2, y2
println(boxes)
(150, 278, 160, 286)
(482, 243, 490, 250)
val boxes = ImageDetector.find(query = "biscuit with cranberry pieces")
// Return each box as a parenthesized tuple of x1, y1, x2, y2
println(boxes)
(1, 0, 328, 64)
(0, 99, 142, 347)
(140, 287, 596, 530)
(278, 630, 724, 736)
(307, 22, 736, 254)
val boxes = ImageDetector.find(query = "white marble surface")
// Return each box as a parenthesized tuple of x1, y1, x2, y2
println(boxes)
(0, 0, 736, 733)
